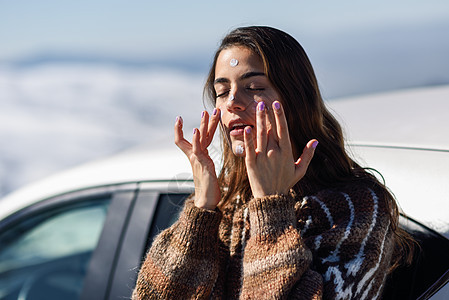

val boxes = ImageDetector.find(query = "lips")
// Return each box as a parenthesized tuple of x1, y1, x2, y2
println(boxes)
(229, 121, 253, 136)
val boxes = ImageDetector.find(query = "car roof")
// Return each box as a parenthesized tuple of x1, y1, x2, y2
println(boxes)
(0, 147, 194, 220)
(327, 84, 449, 151)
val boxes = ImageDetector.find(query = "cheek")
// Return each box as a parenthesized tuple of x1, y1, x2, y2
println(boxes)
(251, 91, 280, 111)
(215, 100, 226, 112)
(260, 91, 280, 106)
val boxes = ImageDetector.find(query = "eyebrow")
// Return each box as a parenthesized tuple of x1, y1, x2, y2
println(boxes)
(214, 71, 266, 85)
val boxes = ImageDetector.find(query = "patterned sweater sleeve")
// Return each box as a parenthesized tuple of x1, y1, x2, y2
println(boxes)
(297, 186, 395, 300)
(241, 185, 395, 300)
(132, 199, 223, 300)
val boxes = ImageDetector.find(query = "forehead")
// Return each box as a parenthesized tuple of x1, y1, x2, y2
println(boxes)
(215, 46, 264, 76)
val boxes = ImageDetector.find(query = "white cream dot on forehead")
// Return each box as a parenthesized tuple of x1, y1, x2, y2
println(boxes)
(230, 58, 239, 67)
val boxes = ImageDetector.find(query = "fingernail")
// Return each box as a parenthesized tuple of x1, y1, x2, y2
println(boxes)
(201, 111, 205, 118)
(274, 101, 281, 111)
(312, 140, 319, 149)
(213, 108, 218, 115)
(193, 128, 197, 134)
(176, 116, 183, 124)
(258, 101, 265, 111)
(245, 126, 252, 134)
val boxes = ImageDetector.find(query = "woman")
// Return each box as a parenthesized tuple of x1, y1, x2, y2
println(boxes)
(132, 26, 412, 299)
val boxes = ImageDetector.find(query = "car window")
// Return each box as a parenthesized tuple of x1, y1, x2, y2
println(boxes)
(383, 215, 449, 299)
(0, 197, 111, 300)
(146, 193, 189, 249)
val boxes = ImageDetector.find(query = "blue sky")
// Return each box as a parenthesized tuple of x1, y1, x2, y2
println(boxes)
(2, 0, 449, 61)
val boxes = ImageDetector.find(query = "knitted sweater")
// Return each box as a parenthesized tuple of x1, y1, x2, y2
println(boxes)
(132, 183, 395, 299)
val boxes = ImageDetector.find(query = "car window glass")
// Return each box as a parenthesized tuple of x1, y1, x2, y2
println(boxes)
(0, 197, 111, 300)
(383, 215, 449, 299)
(146, 193, 189, 249)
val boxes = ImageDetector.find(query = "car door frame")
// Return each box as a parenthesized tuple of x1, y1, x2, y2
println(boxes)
(105, 181, 194, 300)
(78, 183, 140, 300)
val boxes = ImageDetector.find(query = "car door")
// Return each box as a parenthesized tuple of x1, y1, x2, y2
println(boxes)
(106, 181, 193, 299)
(0, 183, 138, 300)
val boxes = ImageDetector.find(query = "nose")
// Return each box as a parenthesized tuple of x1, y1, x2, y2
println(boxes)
(226, 91, 247, 111)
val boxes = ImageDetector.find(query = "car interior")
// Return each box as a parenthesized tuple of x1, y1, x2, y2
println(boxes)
(383, 215, 449, 299)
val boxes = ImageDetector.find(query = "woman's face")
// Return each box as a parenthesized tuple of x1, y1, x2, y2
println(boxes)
(214, 46, 281, 156)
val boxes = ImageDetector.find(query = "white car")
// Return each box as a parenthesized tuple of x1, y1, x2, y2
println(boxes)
(0, 85, 448, 299)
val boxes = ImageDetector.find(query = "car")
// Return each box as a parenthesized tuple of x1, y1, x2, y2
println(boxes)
(0, 85, 448, 299)
(0, 148, 196, 300)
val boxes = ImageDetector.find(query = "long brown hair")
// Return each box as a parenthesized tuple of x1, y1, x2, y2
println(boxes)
(204, 26, 413, 269)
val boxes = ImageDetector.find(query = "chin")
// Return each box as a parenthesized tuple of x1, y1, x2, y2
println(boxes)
(231, 141, 246, 157)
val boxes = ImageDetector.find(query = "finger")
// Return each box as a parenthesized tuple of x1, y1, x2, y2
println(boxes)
(256, 101, 267, 153)
(199, 111, 209, 149)
(266, 102, 279, 148)
(205, 108, 220, 146)
(174, 116, 193, 156)
(244, 126, 256, 166)
(192, 128, 201, 154)
(273, 101, 292, 151)
(294, 139, 319, 181)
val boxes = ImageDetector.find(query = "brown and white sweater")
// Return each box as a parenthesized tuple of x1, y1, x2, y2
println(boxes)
(132, 183, 395, 299)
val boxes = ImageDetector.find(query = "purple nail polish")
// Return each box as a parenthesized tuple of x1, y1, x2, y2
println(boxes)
(213, 108, 217, 115)
(258, 101, 265, 111)
(274, 102, 281, 111)
(245, 126, 251, 134)
(193, 128, 197, 134)
(312, 140, 319, 148)
(201, 111, 205, 118)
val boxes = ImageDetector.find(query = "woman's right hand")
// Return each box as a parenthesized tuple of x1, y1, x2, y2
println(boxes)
(174, 108, 221, 210)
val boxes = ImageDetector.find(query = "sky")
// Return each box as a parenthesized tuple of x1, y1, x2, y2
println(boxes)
(2, 0, 449, 62)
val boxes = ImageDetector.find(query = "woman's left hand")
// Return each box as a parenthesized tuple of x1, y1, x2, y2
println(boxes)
(244, 101, 318, 198)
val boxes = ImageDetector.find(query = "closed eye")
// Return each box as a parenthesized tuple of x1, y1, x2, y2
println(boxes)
(216, 91, 230, 98)
(246, 87, 266, 94)
(245, 82, 266, 92)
